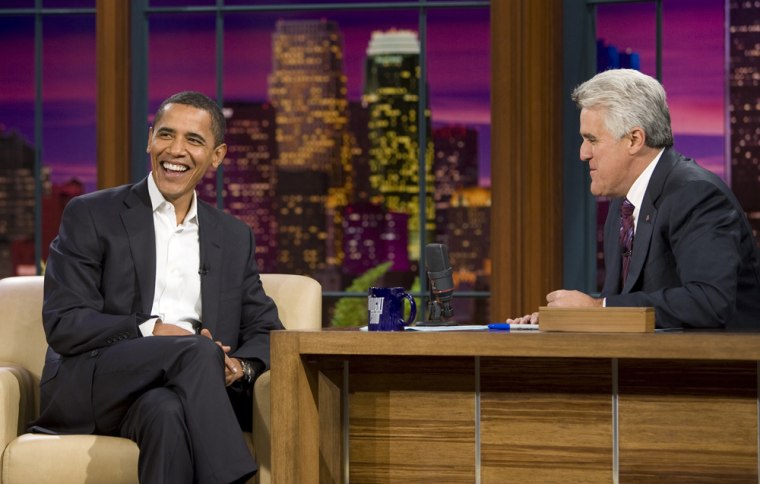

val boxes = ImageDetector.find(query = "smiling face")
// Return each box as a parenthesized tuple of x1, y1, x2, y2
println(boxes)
(147, 103, 226, 213)
(579, 107, 637, 198)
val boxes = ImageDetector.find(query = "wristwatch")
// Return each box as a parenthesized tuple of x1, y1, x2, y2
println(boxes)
(239, 359, 254, 384)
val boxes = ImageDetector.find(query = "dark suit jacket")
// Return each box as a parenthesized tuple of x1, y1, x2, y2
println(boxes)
(601, 148, 760, 330)
(35, 177, 283, 433)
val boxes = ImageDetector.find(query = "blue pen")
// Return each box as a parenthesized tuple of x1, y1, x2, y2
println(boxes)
(487, 323, 539, 331)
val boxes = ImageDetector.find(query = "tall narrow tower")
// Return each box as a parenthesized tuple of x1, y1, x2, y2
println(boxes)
(268, 19, 351, 274)
(729, 1, 760, 240)
(363, 30, 434, 260)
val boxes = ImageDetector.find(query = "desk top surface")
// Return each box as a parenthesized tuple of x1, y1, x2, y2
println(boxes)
(272, 328, 760, 361)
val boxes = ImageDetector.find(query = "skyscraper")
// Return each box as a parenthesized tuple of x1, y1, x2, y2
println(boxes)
(342, 202, 409, 275)
(443, 186, 491, 323)
(363, 29, 434, 261)
(268, 19, 349, 172)
(198, 101, 279, 273)
(268, 19, 352, 276)
(432, 125, 479, 243)
(729, 0, 760, 240)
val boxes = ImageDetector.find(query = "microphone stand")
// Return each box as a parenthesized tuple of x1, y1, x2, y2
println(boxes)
(415, 286, 458, 326)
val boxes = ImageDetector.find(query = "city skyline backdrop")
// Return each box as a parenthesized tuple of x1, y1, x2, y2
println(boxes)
(0, 0, 729, 191)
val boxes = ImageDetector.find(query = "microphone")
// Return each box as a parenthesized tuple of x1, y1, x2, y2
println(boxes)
(198, 265, 210, 276)
(417, 243, 457, 326)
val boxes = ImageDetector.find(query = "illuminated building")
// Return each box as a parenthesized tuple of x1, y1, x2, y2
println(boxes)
(268, 19, 351, 275)
(276, 168, 329, 273)
(362, 29, 434, 260)
(347, 101, 372, 202)
(342, 202, 409, 275)
(198, 102, 279, 273)
(432, 125, 479, 241)
(729, 0, 760, 240)
(444, 187, 490, 275)
(442, 187, 491, 323)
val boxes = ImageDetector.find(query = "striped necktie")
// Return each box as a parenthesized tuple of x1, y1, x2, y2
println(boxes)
(619, 198, 635, 288)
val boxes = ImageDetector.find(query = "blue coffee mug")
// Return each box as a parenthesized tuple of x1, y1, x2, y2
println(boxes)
(367, 287, 417, 331)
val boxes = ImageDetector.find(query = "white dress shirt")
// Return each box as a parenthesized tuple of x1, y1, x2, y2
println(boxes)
(624, 148, 664, 236)
(138, 174, 203, 336)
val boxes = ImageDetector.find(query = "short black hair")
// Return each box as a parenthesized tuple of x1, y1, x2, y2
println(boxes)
(153, 91, 226, 147)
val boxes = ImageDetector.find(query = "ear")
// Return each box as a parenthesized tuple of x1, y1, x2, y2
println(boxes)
(628, 127, 646, 154)
(211, 143, 227, 169)
(146, 127, 153, 153)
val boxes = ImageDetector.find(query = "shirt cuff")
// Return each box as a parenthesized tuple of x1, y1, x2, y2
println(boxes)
(139, 317, 159, 337)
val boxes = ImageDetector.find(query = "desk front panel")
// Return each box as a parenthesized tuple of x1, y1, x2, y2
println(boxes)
(348, 357, 476, 483)
(618, 360, 758, 483)
(480, 357, 613, 482)
(332, 357, 759, 483)
(271, 331, 760, 483)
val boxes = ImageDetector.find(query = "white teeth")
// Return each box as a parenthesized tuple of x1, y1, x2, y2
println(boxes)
(163, 162, 188, 172)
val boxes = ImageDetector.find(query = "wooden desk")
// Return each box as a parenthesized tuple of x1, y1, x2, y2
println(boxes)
(270, 330, 760, 483)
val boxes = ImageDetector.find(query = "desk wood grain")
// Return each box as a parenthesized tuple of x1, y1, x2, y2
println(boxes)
(618, 360, 758, 483)
(481, 357, 613, 482)
(271, 330, 760, 483)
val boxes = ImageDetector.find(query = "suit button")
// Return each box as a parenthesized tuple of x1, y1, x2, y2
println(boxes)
(90, 350, 99, 357)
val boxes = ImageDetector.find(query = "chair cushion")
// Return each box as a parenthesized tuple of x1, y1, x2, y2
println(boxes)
(2, 434, 139, 484)
(2, 431, 256, 484)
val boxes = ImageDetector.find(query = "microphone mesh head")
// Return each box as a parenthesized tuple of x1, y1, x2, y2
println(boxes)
(425, 243, 450, 272)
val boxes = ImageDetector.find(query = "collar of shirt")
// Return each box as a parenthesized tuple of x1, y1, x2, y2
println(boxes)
(147, 172, 199, 226)
(625, 148, 664, 231)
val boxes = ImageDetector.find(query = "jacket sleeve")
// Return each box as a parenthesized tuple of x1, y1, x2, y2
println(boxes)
(42, 197, 144, 356)
(605, 181, 744, 329)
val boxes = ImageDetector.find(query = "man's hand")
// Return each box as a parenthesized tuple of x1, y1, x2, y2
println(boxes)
(506, 312, 539, 325)
(152, 321, 194, 336)
(200, 329, 243, 386)
(546, 289, 603, 308)
(506, 290, 602, 324)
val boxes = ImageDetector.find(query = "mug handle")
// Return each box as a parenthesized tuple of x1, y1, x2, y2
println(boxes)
(402, 293, 417, 326)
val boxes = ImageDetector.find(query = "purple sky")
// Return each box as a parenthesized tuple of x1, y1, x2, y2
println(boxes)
(0, 1, 728, 189)
(597, 0, 726, 177)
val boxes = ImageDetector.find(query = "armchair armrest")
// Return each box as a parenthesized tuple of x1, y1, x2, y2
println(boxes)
(252, 370, 272, 484)
(0, 368, 22, 456)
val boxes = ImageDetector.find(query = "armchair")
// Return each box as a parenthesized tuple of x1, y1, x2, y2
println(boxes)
(0, 274, 321, 484)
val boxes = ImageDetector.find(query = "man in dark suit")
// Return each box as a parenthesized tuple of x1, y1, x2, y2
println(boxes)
(33, 91, 284, 483)
(510, 69, 760, 330)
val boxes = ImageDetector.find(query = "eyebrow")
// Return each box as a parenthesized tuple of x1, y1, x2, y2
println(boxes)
(155, 126, 208, 144)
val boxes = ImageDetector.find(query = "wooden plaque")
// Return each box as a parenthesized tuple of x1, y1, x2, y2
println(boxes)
(538, 307, 655, 333)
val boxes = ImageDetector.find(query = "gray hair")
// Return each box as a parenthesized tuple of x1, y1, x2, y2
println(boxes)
(154, 91, 226, 147)
(571, 69, 673, 149)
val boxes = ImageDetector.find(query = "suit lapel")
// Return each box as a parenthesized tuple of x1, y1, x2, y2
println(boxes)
(121, 178, 156, 314)
(602, 198, 623, 295)
(198, 202, 223, 334)
(621, 149, 676, 293)
(623, 199, 657, 293)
